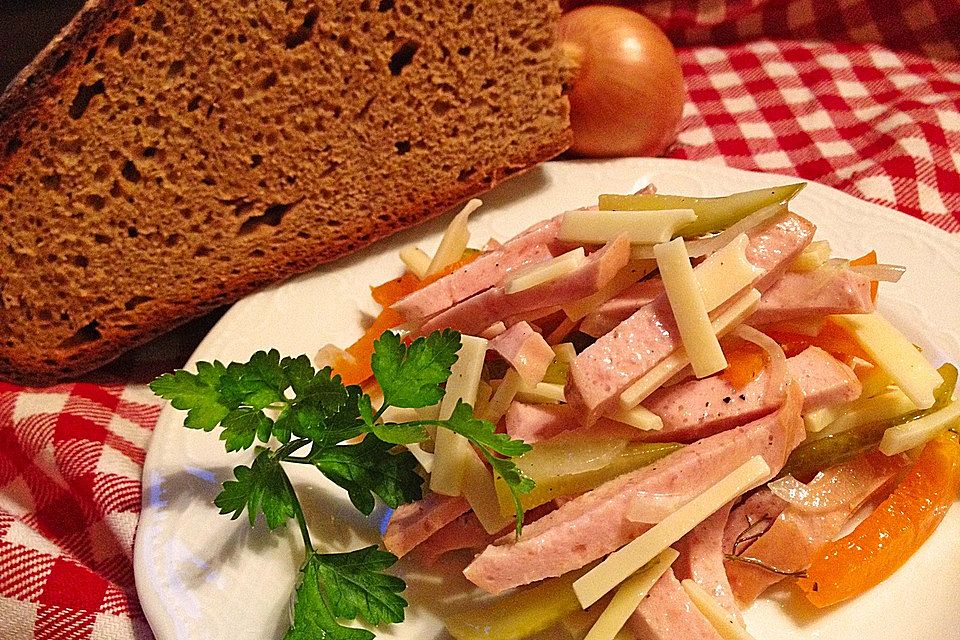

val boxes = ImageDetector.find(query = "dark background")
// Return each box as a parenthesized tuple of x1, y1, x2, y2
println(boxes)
(1, 0, 85, 88)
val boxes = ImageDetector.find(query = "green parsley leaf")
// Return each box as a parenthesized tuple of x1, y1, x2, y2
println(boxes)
(358, 395, 375, 427)
(286, 383, 365, 447)
(223, 350, 288, 410)
(445, 400, 532, 457)
(215, 449, 296, 529)
(313, 546, 407, 625)
(371, 330, 461, 408)
(312, 436, 422, 515)
(285, 554, 374, 640)
(482, 449, 536, 537)
(219, 407, 275, 452)
(370, 422, 428, 445)
(436, 401, 534, 535)
(150, 364, 230, 430)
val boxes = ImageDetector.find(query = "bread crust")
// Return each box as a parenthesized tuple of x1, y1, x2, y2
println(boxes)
(0, 0, 572, 385)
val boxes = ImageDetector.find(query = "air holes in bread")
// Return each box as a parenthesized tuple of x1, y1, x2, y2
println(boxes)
(3, 137, 21, 157)
(238, 201, 297, 235)
(86, 194, 107, 210)
(59, 320, 102, 348)
(69, 79, 106, 119)
(40, 174, 61, 190)
(150, 11, 167, 31)
(261, 71, 279, 90)
(114, 28, 136, 56)
(53, 51, 72, 73)
(285, 7, 319, 49)
(167, 59, 185, 79)
(388, 41, 419, 76)
(124, 296, 153, 311)
(121, 160, 141, 183)
(395, 140, 411, 155)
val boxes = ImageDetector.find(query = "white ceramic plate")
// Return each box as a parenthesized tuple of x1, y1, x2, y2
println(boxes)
(135, 158, 960, 640)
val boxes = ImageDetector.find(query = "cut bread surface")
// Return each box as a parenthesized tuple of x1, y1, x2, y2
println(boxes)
(0, 0, 571, 385)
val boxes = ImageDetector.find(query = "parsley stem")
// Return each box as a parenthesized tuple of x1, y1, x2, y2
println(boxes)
(275, 437, 311, 459)
(372, 402, 389, 424)
(279, 464, 314, 555)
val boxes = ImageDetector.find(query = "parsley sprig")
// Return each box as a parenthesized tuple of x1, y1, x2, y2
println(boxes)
(150, 329, 534, 638)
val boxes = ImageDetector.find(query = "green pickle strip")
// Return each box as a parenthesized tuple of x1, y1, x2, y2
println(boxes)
(780, 363, 958, 480)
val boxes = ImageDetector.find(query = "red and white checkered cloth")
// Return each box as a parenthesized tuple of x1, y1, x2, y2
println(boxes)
(2, 0, 959, 638)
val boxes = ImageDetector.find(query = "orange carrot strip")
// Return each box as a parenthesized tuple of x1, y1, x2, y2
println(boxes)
(850, 250, 879, 302)
(766, 320, 871, 364)
(370, 252, 481, 307)
(338, 252, 482, 384)
(720, 341, 767, 389)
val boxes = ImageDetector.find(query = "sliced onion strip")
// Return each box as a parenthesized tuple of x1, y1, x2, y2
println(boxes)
(849, 263, 907, 283)
(734, 325, 789, 397)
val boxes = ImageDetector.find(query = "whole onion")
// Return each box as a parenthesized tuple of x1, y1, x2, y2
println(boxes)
(557, 6, 686, 157)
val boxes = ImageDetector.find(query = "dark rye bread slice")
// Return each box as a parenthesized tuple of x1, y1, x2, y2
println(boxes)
(0, 0, 572, 385)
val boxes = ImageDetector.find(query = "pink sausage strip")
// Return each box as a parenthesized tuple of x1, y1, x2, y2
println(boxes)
(565, 213, 816, 424)
(391, 216, 562, 321)
(462, 385, 804, 593)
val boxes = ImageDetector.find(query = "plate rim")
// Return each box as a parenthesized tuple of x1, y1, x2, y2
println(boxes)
(134, 157, 960, 640)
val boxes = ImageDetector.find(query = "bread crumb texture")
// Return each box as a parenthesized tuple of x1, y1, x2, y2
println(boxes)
(0, 0, 571, 384)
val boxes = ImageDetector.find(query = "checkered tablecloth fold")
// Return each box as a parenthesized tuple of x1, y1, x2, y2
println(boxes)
(673, 40, 960, 231)
(0, 384, 159, 639)
(2, 0, 959, 638)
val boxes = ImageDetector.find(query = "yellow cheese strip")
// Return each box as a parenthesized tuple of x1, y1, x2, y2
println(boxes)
(504, 247, 585, 294)
(681, 579, 756, 640)
(444, 568, 587, 640)
(695, 234, 762, 312)
(461, 451, 514, 534)
(483, 369, 523, 423)
(608, 404, 664, 431)
(559, 209, 697, 245)
(789, 240, 831, 272)
(431, 335, 488, 496)
(619, 289, 761, 410)
(655, 237, 726, 378)
(553, 342, 578, 364)
(515, 381, 566, 404)
(856, 361, 896, 399)
(562, 260, 658, 321)
(573, 455, 770, 608)
(431, 429, 473, 497)
(473, 380, 493, 421)
(833, 313, 944, 409)
(416, 402, 440, 421)
(583, 548, 679, 640)
(879, 401, 960, 456)
(427, 199, 481, 276)
(400, 246, 431, 279)
(803, 404, 846, 433)
(405, 442, 435, 474)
